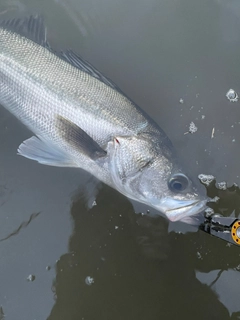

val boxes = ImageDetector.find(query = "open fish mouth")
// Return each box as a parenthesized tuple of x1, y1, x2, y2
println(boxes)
(165, 199, 207, 224)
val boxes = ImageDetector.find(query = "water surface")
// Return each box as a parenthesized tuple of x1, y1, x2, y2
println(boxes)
(0, 0, 240, 319)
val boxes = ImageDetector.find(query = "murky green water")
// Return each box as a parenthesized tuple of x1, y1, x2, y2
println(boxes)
(1, 0, 240, 319)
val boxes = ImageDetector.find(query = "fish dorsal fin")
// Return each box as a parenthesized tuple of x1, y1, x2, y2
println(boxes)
(0, 15, 122, 91)
(0, 15, 47, 46)
(60, 50, 122, 91)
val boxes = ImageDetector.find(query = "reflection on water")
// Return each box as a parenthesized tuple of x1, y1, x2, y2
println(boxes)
(47, 186, 235, 320)
(0, 0, 240, 319)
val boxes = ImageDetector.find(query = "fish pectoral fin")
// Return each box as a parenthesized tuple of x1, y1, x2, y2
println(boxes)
(17, 136, 77, 167)
(56, 115, 107, 160)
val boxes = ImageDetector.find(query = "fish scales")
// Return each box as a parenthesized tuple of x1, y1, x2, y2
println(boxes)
(0, 28, 149, 145)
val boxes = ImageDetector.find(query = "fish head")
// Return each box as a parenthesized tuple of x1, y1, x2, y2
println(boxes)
(108, 133, 207, 224)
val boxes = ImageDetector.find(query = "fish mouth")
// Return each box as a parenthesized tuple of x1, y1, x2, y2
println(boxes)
(164, 198, 207, 224)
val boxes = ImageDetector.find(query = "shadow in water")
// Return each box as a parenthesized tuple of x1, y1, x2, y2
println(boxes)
(46, 185, 238, 320)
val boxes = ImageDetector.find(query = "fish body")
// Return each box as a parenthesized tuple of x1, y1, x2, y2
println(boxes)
(0, 16, 206, 223)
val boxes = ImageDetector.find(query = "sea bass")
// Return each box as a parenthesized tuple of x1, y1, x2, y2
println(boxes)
(0, 16, 206, 223)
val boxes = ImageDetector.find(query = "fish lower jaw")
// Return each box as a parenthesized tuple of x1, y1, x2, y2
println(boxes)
(165, 200, 207, 223)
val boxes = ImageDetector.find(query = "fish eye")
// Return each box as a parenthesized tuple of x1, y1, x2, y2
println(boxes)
(168, 173, 189, 193)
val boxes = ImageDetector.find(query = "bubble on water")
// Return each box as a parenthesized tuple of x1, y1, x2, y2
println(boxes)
(208, 196, 220, 203)
(217, 181, 227, 190)
(211, 127, 215, 139)
(201, 115, 205, 120)
(198, 174, 215, 186)
(114, 226, 119, 229)
(189, 122, 197, 133)
(205, 207, 214, 217)
(179, 98, 184, 104)
(235, 264, 240, 271)
(226, 89, 238, 102)
(27, 274, 36, 282)
(196, 252, 202, 259)
(85, 276, 94, 286)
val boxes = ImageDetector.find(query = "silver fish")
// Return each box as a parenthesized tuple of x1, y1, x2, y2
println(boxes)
(0, 16, 206, 223)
